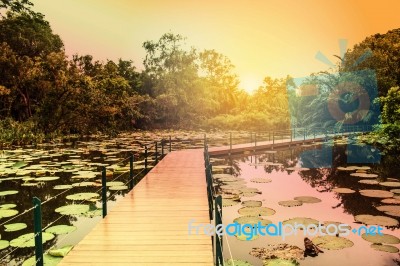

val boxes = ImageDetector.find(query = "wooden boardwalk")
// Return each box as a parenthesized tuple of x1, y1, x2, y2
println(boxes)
(59, 149, 213, 266)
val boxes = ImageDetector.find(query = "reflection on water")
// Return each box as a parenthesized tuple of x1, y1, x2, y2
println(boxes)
(215, 143, 400, 266)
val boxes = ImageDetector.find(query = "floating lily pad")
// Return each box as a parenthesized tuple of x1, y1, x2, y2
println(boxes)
(223, 199, 240, 207)
(380, 182, 400, 188)
(235, 227, 260, 241)
(332, 188, 356, 194)
(11, 162, 27, 169)
(106, 181, 126, 187)
(21, 183, 39, 187)
(313, 235, 354, 250)
(109, 185, 129, 191)
(22, 254, 62, 266)
(337, 166, 358, 171)
(370, 244, 399, 253)
(355, 214, 399, 227)
(359, 190, 394, 198)
(240, 187, 262, 197)
(350, 173, 378, 178)
(4, 223, 27, 232)
(225, 259, 253, 266)
(45, 225, 77, 235)
(221, 184, 246, 190)
(264, 259, 299, 266)
(358, 180, 379, 185)
(238, 207, 276, 216)
(390, 189, 400, 194)
(278, 200, 303, 207)
(376, 205, 400, 216)
(66, 193, 99, 201)
(0, 204, 16, 209)
(35, 176, 60, 182)
(81, 208, 102, 218)
(10, 232, 54, 248)
(293, 196, 321, 203)
(250, 244, 304, 261)
(0, 190, 18, 196)
(250, 178, 272, 183)
(0, 240, 9, 250)
(321, 221, 351, 234)
(233, 216, 272, 226)
(381, 198, 400, 204)
(285, 167, 310, 172)
(55, 204, 90, 215)
(0, 209, 19, 219)
(242, 200, 262, 207)
(361, 233, 400, 244)
(53, 185, 73, 190)
(282, 217, 319, 229)
(48, 245, 74, 257)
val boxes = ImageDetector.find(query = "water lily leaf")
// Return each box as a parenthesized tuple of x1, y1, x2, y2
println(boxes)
(225, 259, 253, 266)
(0, 190, 18, 196)
(359, 190, 394, 198)
(354, 214, 399, 227)
(22, 254, 62, 266)
(250, 178, 272, 183)
(390, 189, 400, 194)
(0, 203, 16, 209)
(233, 216, 272, 226)
(321, 221, 351, 234)
(358, 179, 379, 185)
(48, 245, 74, 257)
(35, 176, 60, 182)
(381, 198, 400, 204)
(221, 184, 246, 190)
(0, 240, 9, 250)
(10, 232, 54, 248)
(282, 217, 319, 229)
(11, 162, 27, 169)
(21, 183, 39, 187)
(242, 200, 262, 207)
(53, 185, 73, 190)
(238, 207, 276, 216)
(332, 188, 356, 194)
(250, 244, 304, 261)
(81, 208, 102, 218)
(109, 185, 128, 191)
(45, 225, 77, 235)
(106, 181, 125, 187)
(379, 182, 400, 188)
(235, 227, 260, 241)
(313, 235, 354, 250)
(350, 173, 378, 178)
(222, 199, 240, 207)
(4, 223, 27, 232)
(278, 200, 303, 207)
(55, 204, 90, 215)
(264, 259, 299, 266)
(0, 209, 18, 218)
(293, 196, 321, 203)
(285, 167, 310, 172)
(337, 166, 358, 171)
(370, 244, 399, 253)
(361, 233, 400, 244)
(240, 187, 261, 197)
(66, 193, 99, 201)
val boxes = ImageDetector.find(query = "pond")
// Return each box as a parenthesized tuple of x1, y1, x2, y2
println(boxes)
(212, 142, 400, 266)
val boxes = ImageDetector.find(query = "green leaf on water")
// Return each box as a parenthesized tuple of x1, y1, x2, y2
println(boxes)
(48, 245, 74, 257)
(4, 223, 27, 232)
(10, 232, 54, 248)
(0, 209, 19, 219)
(0, 190, 18, 196)
(22, 254, 62, 266)
(66, 193, 99, 201)
(0, 240, 9, 250)
(0, 203, 16, 209)
(55, 204, 90, 216)
(109, 185, 129, 191)
(45, 225, 77, 235)
(34, 176, 60, 182)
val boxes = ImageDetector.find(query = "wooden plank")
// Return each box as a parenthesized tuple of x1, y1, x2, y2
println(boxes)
(59, 150, 213, 265)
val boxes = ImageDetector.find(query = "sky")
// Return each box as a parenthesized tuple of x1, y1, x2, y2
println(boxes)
(33, 0, 400, 93)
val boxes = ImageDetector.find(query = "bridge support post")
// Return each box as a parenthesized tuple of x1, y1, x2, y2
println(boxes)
(145, 146, 148, 171)
(101, 167, 107, 218)
(155, 142, 158, 164)
(130, 154, 134, 189)
(33, 197, 44, 266)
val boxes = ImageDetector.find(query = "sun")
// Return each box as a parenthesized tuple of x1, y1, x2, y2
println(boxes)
(240, 75, 261, 94)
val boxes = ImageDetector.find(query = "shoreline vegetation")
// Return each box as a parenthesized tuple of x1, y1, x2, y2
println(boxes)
(0, 1, 399, 152)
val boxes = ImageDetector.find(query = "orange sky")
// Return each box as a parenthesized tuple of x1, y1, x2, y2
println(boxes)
(33, 0, 400, 93)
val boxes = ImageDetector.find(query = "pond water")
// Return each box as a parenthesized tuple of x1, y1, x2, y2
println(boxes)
(213, 143, 400, 266)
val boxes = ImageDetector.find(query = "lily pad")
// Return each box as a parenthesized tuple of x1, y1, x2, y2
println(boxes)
(358, 179, 379, 185)
(10, 232, 54, 247)
(350, 173, 378, 178)
(359, 190, 394, 198)
(361, 233, 400, 244)
(381, 198, 400, 204)
(370, 244, 399, 253)
(4, 223, 27, 232)
(264, 259, 299, 266)
(66, 193, 99, 201)
(233, 216, 272, 226)
(22, 254, 62, 266)
(35, 176, 60, 182)
(240, 187, 262, 197)
(250, 178, 272, 183)
(106, 181, 125, 187)
(0, 204, 17, 209)
(225, 259, 253, 266)
(48, 245, 74, 257)
(379, 182, 400, 188)
(0, 190, 18, 196)
(354, 214, 399, 227)
(390, 189, 400, 194)
(45, 225, 77, 235)
(53, 185, 73, 190)
(250, 244, 304, 261)
(282, 217, 319, 229)
(235, 227, 260, 241)
(0, 209, 19, 219)
(55, 204, 91, 215)
(0, 240, 9, 250)
(242, 200, 262, 207)
(223, 199, 240, 207)
(313, 235, 354, 250)
(376, 205, 400, 213)
(293, 196, 321, 203)
(332, 188, 356, 194)
(109, 185, 129, 191)
(278, 200, 303, 207)
(238, 207, 276, 216)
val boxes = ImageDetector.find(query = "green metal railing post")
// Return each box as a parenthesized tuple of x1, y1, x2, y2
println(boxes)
(33, 197, 43, 266)
(101, 167, 107, 218)
(155, 142, 158, 164)
(145, 146, 148, 171)
(215, 195, 223, 265)
(169, 136, 172, 152)
(129, 154, 134, 189)
(161, 139, 164, 157)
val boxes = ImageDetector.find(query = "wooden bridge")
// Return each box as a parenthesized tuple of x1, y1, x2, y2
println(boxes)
(59, 134, 336, 265)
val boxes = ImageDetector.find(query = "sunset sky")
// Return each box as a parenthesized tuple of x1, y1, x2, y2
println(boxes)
(33, 0, 400, 93)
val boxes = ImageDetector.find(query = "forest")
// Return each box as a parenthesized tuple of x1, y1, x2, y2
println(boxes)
(0, 0, 399, 150)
